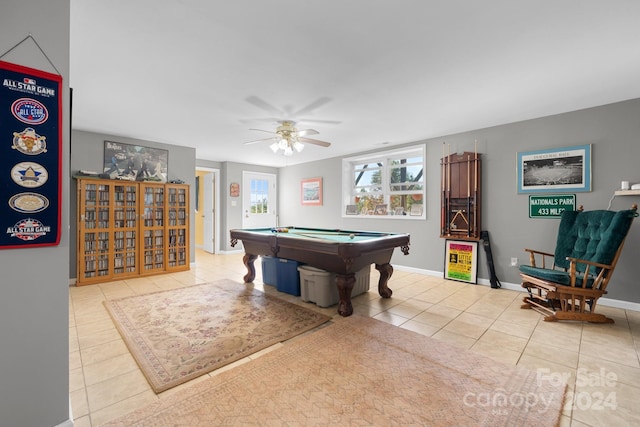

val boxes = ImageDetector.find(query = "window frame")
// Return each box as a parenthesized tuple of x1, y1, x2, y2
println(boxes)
(342, 145, 426, 219)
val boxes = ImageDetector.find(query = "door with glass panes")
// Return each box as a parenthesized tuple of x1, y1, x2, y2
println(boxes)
(242, 172, 277, 229)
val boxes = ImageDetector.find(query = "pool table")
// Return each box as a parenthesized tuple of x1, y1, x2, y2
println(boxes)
(229, 227, 410, 316)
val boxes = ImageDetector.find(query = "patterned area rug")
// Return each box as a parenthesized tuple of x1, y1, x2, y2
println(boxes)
(104, 315, 566, 426)
(104, 280, 331, 393)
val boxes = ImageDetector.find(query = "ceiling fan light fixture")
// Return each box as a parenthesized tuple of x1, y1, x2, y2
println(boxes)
(246, 120, 330, 156)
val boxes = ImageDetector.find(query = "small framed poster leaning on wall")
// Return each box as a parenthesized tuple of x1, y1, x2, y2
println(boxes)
(444, 239, 478, 284)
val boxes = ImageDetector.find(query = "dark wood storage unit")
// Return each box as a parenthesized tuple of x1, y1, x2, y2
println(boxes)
(441, 151, 481, 240)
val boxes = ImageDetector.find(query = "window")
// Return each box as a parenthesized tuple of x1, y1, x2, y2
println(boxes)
(342, 146, 425, 218)
(250, 178, 270, 214)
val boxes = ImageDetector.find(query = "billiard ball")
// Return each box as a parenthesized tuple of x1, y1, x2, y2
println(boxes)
(349, 233, 355, 239)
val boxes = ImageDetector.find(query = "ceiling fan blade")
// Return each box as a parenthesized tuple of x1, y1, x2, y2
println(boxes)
(243, 136, 276, 145)
(245, 96, 283, 116)
(296, 128, 319, 137)
(295, 119, 342, 125)
(248, 128, 277, 135)
(239, 117, 281, 124)
(292, 97, 332, 116)
(299, 137, 331, 148)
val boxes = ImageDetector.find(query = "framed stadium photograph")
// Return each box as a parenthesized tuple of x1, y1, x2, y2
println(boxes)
(517, 144, 591, 193)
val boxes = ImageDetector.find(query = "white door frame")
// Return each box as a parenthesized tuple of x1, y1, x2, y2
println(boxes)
(202, 172, 215, 253)
(242, 171, 277, 229)
(196, 167, 220, 254)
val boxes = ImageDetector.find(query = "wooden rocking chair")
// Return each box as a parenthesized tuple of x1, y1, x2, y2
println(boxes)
(520, 204, 637, 323)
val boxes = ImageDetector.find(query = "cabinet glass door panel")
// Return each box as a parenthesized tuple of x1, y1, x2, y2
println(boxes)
(96, 231, 110, 277)
(141, 228, 164, 272)
(140, 184, 165, 274)
(78, 181, 111, 280)
(112, 183, 138, 277)
(168, 228, 187, 267)
(166, 185, 189, 271)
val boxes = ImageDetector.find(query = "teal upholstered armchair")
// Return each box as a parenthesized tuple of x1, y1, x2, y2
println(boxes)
(520, 204, 637, 323)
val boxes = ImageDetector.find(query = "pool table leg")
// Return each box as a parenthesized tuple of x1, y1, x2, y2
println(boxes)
(242, 253, 258, 283)
(375, 263, 394, 298)
(336, 274, 356, 317)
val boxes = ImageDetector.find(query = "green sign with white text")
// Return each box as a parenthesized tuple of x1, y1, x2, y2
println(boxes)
(529, 195, 576, 218)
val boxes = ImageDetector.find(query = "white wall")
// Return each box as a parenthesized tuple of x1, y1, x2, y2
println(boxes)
(0, 1, 71, 426)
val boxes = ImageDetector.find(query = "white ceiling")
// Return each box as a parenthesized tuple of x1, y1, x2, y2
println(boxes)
(70, 1, 640, 167)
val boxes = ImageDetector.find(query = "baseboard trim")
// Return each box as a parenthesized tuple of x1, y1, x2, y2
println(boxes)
(219, 249, 244, 255)
(55, 397, 74, 427)
(66, 258, 640, 312)
(393, 265, 640, 313)
(597, 296, 640, 312)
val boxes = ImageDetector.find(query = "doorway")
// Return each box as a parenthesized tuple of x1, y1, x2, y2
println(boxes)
(195, 167, 220, 253)
(242, 171, 277, 228)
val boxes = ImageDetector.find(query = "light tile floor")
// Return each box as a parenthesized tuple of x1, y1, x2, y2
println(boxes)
(70, 250, 640, 426)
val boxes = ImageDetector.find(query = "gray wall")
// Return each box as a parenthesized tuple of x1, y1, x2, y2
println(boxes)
(279, 99, 640, 306)
(70, 130, 197, 279)
(220, 162, 278, 251)
(0, 1, 71, 426)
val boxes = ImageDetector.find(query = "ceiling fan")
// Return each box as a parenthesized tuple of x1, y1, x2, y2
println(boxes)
(241, 96, 342, 125)
(244, 120, 331, 156)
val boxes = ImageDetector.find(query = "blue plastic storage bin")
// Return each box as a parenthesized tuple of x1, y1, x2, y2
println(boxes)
(261, 256, 302, 295)
(275, 258, 301, 296)
(261, 256, 278, 286)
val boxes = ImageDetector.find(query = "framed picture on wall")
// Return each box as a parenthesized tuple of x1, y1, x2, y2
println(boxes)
(230, 182, 240, 197)
(374, 204, 388, 215)
(345, 204, 358, 215)
(517, 144, 591, 193)
(103, 141, 168, 182)
(301, 177, 322, 205)
(444, 239, 478, 284)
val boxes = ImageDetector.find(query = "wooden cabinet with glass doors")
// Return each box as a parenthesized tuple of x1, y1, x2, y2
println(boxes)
(76, 178, 189, 285)
(166, 184, 189, 270)
(140, 183, 166, 275)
